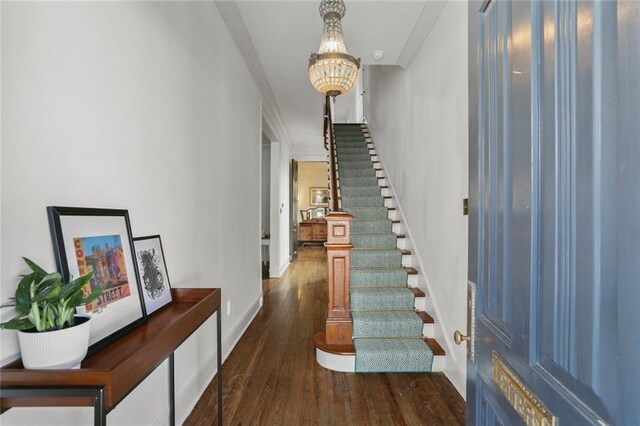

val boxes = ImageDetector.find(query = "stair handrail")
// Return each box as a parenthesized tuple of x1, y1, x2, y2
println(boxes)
(324, 95, 341, 212)
(319, 95, 353, 347)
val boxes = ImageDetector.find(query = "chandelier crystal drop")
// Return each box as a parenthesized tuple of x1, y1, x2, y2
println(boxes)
(308, 0, 360, 97)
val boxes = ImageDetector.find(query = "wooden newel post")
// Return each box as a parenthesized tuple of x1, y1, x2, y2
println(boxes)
(324, 212, 353, 345)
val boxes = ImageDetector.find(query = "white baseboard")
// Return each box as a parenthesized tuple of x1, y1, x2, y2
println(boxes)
(278, 260, 290, 277)
(222, 296, 263, 359)
(152, 294, 263, 425)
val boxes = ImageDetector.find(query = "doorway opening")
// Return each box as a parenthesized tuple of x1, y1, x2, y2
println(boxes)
(296, 161, 329, 248)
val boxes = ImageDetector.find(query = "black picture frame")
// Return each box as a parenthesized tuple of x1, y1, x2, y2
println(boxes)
(47, 206, 147, 354)
(132, 235, 173, 316)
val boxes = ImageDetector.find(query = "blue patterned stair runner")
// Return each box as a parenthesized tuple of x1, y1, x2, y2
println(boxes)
(333, 123, 433, 373)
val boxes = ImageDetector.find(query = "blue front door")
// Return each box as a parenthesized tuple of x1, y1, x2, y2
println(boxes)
(468, 0, 639, 424)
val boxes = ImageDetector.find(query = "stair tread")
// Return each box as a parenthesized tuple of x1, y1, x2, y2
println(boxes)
(425, 338, 446, 356)
(416, 311, 434, 324)
(313, 332, 355, 355)
(315, 333, 445, 358)
(406, 267, 418, 275)
(410, 288, 425, 298)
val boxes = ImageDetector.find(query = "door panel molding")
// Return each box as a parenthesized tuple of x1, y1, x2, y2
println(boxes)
(478, 0, 515, 342)
(532, 362, 611, 425)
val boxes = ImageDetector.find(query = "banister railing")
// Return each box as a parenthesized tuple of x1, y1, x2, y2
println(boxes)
(324, 96, 340, 213)
(321, 95, 353, 347)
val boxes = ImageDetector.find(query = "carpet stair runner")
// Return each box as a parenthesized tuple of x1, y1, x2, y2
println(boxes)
(334, 123, 434, 373)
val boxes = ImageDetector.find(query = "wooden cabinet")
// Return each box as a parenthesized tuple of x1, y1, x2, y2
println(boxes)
(298, 219, 327, 242)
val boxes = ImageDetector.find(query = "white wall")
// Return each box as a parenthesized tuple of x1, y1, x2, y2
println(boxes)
(1, 2, 263, 424)
(365, 1, 468, 396)
(268, 141, 291, 277)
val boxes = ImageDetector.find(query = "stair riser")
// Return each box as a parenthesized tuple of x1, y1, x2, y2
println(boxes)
(344, 206, 389, 219)
(340, 177, 380, 188)
(350, 325, 434, 339)
(351, 220, 392, 234)
(414, 296, 426, 311)
(336, 155, 372, 163)
(342, 197, 385, 208)
(337, 161, 374, 170)
(423, 323, 435, 338)
(352, 312, 424, 338)
(350, 269, 408, 287)
(340, 187, 381, 197)
(336, 150, 376, 158)
(337, 165, 375, 175)
(351, 234, 397, 249)
(408, 274, 418, 287)
(335, 142, 365, 145)
(337, 145, 374, 156)
(351, 250, 403, 267)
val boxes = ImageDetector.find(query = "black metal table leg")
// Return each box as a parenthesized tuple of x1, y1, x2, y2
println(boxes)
(169, 353, 175, 426)
(217, 309, 222, 426)
(93, 387, 106, 426)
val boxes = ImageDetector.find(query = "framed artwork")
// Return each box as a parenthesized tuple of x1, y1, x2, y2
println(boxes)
(133, 235, 173, 315)
(47, 206, 146, 353)
(310, 187, 330, 206)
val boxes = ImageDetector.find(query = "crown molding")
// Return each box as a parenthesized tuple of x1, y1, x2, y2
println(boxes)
(397, 1, 447, 70)
(216, 1, 291, 147)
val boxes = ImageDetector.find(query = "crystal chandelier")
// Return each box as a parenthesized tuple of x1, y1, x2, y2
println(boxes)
(308, 0, 360, 97)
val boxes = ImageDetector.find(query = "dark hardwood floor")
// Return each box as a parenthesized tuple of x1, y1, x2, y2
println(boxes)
(185, 247, 466, 425)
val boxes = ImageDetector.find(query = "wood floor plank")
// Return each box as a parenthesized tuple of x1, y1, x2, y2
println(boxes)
(184, 247, 465, 425)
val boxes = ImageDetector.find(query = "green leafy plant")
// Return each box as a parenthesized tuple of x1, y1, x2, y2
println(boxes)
(0, 258, 103, 332)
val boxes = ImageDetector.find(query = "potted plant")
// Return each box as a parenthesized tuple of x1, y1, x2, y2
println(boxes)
(0, 257, 102, 369)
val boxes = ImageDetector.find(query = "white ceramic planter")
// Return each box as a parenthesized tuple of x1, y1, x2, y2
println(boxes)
(17, 315, 91, 369)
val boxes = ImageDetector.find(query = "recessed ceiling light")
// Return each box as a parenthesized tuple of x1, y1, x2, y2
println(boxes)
(372, 50, 385, 61)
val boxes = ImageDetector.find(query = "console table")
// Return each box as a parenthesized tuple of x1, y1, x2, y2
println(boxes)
(0, 288, 222, 426)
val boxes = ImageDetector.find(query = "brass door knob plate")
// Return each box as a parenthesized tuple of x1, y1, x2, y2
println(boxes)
(454, 330, 470, 345)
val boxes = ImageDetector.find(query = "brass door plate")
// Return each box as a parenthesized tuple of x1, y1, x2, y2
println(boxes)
(463, 198, 469, 215)
(492, 352, 556, 426)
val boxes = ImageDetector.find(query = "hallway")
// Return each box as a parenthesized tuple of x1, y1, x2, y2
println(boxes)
(185, 248, 465, 425)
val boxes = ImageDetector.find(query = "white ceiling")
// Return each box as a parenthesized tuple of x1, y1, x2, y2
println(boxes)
(223, 1, 434, 157)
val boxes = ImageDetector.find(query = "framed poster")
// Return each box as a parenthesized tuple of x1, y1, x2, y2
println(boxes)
(47, 206, 146, 353)
(310, 187, 330, 206)
(133, 235, 173, 315)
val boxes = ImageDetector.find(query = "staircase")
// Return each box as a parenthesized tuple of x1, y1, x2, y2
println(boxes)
(316, 123, 445, 373)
